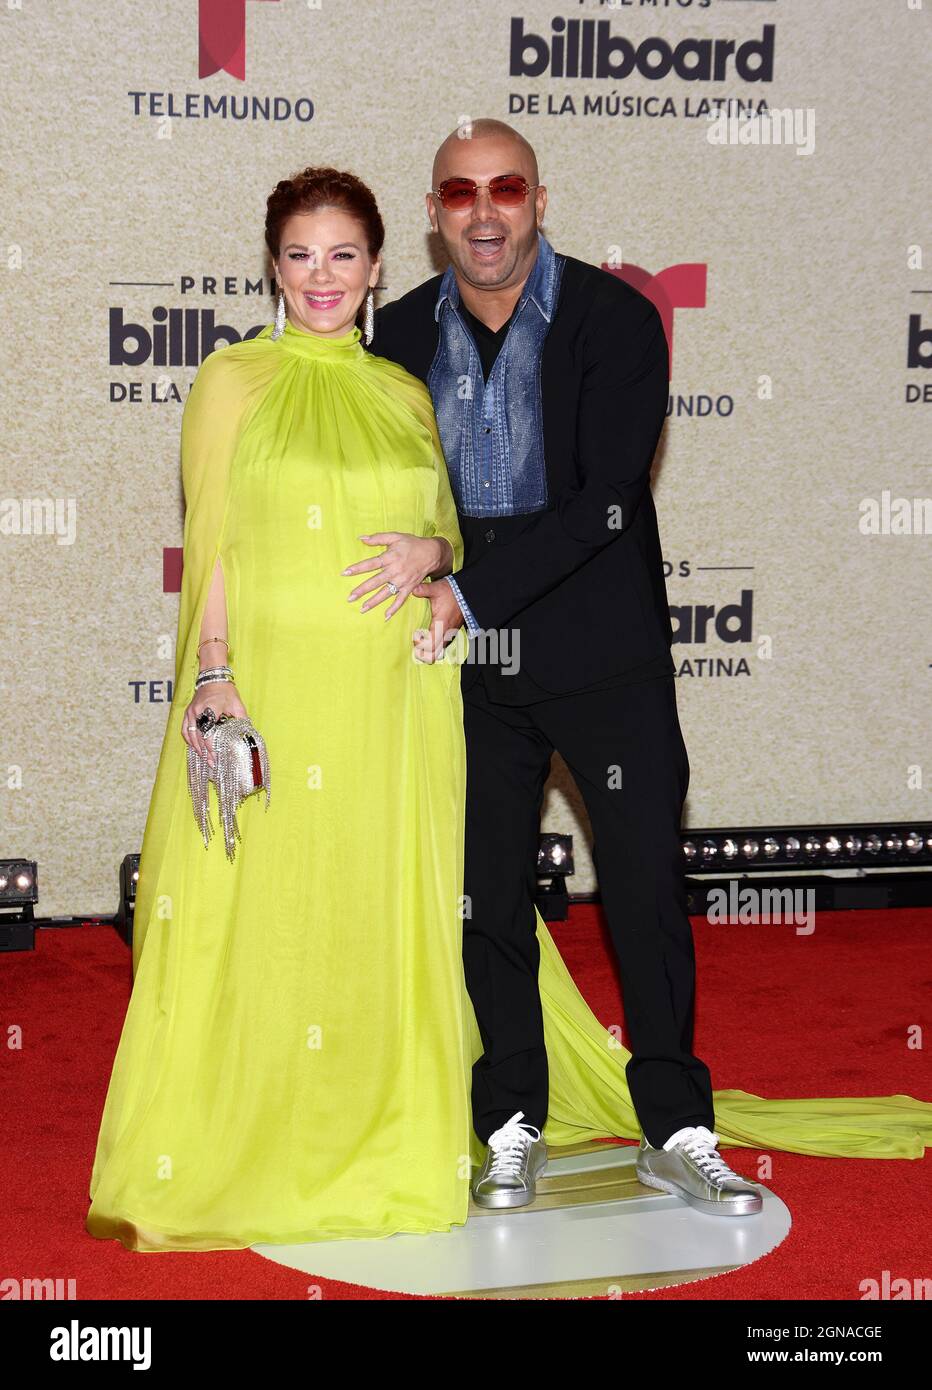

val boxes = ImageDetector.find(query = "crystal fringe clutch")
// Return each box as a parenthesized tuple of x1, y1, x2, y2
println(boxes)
(186, 715, 271, 862)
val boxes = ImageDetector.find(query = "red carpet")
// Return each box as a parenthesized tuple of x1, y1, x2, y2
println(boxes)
(2, 906, 929, 1300)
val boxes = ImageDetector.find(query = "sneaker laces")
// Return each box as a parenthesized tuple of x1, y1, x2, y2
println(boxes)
(486, 1111, 542, 1178)
(663, 1125, 745, 1185)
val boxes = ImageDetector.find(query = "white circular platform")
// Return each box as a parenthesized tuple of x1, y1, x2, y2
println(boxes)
(252, 1140, 791, 1298)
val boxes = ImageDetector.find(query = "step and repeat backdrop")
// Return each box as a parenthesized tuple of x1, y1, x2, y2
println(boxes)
(2, 0, 929, 912)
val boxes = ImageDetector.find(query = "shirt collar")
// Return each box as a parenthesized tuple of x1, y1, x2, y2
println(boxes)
(434, 229, 558, 324)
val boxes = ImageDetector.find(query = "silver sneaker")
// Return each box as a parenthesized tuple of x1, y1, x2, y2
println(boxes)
(471, 1111, 548, 1209)
(636, 1124, 763, 1216)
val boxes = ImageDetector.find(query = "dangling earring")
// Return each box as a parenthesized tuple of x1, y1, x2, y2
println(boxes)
(271, 285, 286, 340)
(363, 288, 374, 346)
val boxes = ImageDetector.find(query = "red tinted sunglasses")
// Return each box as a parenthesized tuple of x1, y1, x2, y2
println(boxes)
(433, 175, 539, 210)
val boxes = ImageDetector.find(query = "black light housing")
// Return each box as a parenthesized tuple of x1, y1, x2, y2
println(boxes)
(115, 853, 140, 947)
(536, 834, 575, 921)
(0, 859, 38, 952)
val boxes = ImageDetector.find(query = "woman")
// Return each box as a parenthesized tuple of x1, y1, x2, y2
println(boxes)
(87, 167, 931, 1252)
(87, 168, 476, 1249)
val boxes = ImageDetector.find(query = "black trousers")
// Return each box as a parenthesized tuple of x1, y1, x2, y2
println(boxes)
(462, 667, 715, 1148)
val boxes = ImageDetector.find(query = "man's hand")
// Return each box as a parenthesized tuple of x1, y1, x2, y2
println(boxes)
(411, 577, 464, 662)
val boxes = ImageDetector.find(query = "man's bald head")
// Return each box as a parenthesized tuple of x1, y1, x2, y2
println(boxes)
(426, 118, 547, 310)
(431, 119, 540, 189)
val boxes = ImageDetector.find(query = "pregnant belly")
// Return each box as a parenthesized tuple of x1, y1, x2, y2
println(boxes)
(227, 546, 431, 656)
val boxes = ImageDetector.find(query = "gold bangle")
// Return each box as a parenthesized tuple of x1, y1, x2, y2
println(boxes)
(198, 636, 230, 657)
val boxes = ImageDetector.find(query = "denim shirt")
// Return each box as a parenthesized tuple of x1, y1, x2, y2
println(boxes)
(429, 231, 565, 635)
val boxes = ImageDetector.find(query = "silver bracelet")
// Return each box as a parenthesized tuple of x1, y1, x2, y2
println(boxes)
(195, 667, 235, 689)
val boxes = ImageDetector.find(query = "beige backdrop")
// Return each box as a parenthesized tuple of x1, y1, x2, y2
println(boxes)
(2, 0, 929, 915)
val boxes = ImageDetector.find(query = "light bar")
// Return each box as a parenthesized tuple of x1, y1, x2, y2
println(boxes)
(681, 823, 931, 873)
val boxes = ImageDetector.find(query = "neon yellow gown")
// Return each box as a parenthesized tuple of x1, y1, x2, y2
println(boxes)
(86, 319, 932, 1252)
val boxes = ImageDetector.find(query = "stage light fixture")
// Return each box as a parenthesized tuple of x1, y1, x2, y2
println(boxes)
(115, 853, 140, 947)
(536, 834, 575, 922)
(0, 858, 38, 952)
(680, 823, 931, 874)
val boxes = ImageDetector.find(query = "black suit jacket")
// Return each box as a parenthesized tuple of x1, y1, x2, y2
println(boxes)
(369, 252, 675, 693)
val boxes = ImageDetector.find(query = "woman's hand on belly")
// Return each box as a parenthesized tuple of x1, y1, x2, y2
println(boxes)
(341, 532, 453, 620)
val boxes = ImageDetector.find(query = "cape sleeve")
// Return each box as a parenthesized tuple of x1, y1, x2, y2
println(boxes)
(174, 348, 256, 696)
(132, 344, 271, 976)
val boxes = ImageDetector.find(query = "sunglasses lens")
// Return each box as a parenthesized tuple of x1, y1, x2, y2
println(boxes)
(439, 180, 478, 209)
(438, 177, 531, 208)
(489, 176, 529, 206)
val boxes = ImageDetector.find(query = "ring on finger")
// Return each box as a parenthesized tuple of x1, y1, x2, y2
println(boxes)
(385, 581, 398, 596)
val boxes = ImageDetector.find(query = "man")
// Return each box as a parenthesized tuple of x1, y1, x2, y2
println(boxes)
(369, 119, 762, 1218)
